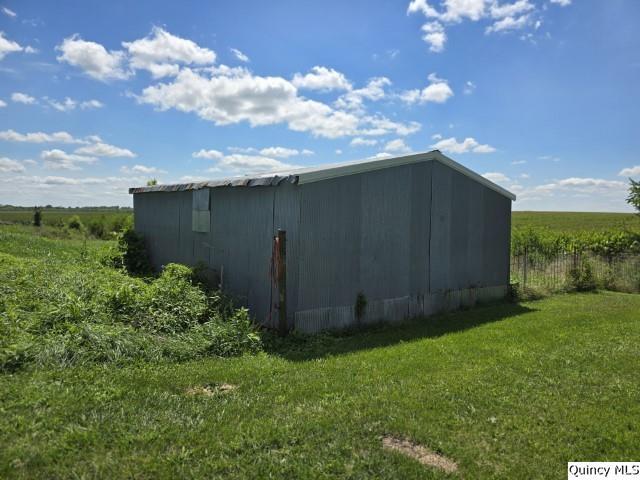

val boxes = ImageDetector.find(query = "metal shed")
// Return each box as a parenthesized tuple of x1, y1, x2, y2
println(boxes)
(129, 150, 515, 333)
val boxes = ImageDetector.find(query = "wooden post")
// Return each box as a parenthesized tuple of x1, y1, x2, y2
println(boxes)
(277, 229, 287, 336)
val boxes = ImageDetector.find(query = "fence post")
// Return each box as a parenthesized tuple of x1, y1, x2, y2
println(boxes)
(277, 229, 287, 336)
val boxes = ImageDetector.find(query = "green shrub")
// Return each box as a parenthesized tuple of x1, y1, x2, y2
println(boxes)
(66, 215, 84, 231)
(117, 228, 152, 276)
(0, 231, 262, 372)
(567, 258, 597, 292)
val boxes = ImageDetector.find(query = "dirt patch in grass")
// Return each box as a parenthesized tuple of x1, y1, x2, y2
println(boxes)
(382, 436, 458, 473)
(185, 383, 237, 397)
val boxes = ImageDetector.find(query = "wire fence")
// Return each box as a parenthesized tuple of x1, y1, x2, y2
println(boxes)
(510, 249, 640, 293)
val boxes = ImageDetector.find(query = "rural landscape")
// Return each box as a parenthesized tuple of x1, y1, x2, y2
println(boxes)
(2, 0, 640, 478)
(1, 206, 640, 478)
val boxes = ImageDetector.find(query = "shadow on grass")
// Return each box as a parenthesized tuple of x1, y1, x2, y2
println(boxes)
(264, 301, 537, 362)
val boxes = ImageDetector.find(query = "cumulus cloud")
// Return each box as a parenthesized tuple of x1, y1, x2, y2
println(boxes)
(549, 0, 571, 6)
(400, 72, 454, 104)
(123, 27, 216, 78)
(292, 66, 352, 92)
(482, 172, 510, 184)
(230, 48, 249, 63)
(0, 100, 6, 107)
(384, 138, 411, 153)
(40, 149, 97, 170)
(0, 157, 26, 173)
(0, 31, 24, 60)
(618, 166, 640, 177)
(421, 21, 447, 52)
(74, 142, 136, 158)
(11, 92, 36, 104)
(335, 77, 390, 111)
(56, 34, 130, 81)
(120, 164, 166, 175)
(407, 0, 549, 52)
(350, 137, 378, 147)
(0, 129, 86, 144)
(431, 136, 496, 154)
(193, 149, 224, 160)
(137, 67, 416, 139)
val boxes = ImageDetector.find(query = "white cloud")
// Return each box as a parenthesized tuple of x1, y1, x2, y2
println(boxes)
(137, 67, 412, 139)
(511, 159, 526, 165)
(549, 0, 571, 6)
(335, 77, 390, 111)
(463, 80, 476, 95)
(350, 137, 378, 147)
(301, 149, 315, 155)
(421, 21, 447, 52)
(482, 172, 510, 184)
(0, 100, 5, 107)
(358, 115, 421, 136)
(2, 7, 16, 18)
(407, 0, 550, 50)
(0, 157, 26, 173)
(259, 147, 303, 158)
(120, 164, 166, 175)
(123, 27, 216, 78)
(400, 72, 454, 104)
(367, 152, 394, 160)
(212, 154, 299, 173)
(0, 129, 85, 144)
(432, 133, 443, 140)
(80, 99, 104, 109)
(335, 149, 343, 155)
(618, 166, 640, 177)
(490, 0, 534, 19)
(230, 48, 250, 63)
(56, 34, 130, 81)
(41, 149, 98, 170)
(0, 31, 23, 60)
(486, 14, 531, 34)
(75, 142, 136, 158)
(431, 136, 496, 154)
(384, 138, 411, 153)
(292, 66, 352, 92)
(11, 92, 36, 104)
(193, 149, 224, 160)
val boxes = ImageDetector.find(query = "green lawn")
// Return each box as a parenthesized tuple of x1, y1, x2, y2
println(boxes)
(2, 292, 639, 479)
(512, 211, 640, 233)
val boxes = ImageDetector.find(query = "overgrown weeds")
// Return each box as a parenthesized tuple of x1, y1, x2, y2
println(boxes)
(0, 227, 261, 372)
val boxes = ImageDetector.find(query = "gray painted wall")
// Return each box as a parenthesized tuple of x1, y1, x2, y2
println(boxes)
(133, 159, 511, 332)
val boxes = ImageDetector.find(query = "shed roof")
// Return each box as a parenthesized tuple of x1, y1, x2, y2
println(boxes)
(128, 150, 516, 201)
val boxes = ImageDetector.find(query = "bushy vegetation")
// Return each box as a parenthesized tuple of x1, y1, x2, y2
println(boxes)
(511, 227, 640, 258)
(0, 226, 261, 372)
(0, 207, 132, 240)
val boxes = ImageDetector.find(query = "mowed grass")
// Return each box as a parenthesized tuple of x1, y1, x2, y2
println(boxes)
(513, 211, 640, 233)
(2, 292, 640, 478)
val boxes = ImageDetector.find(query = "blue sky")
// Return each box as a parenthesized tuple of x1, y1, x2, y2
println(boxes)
(0, 0, 638, 210)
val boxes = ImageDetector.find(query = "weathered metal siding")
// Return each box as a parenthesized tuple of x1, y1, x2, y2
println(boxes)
(430, 161, 511, 292)
(134, 186, 300, 328)
(295, 163, 432, 331)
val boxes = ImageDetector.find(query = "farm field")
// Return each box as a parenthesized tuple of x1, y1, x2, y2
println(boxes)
(1, 224, 640, 478)
(512, 210, 640, 233)
(1, 207, 638, 233)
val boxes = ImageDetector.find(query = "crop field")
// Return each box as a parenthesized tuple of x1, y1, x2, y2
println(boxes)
(1, 221, 640, 478)
(512, 211, 640, 233)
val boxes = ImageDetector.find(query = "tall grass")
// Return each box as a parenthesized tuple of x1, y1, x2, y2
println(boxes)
(0, 226, 261, 372)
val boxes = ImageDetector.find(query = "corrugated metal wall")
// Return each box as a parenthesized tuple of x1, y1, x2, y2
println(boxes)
(134, 185, 299, 328)
(133, 159, 511, 333)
